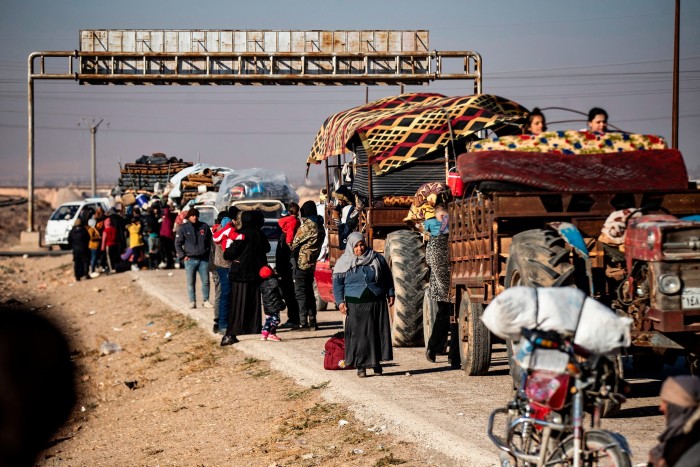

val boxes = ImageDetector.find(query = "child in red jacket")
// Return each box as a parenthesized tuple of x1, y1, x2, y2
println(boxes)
(278, 202, 300, 248)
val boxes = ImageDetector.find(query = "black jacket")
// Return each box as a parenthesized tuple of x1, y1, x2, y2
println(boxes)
(260, 276, 285, 314)
(68, 226, 90, 253)
(174, 220, 212, 260)
(223, 226, 270, 281)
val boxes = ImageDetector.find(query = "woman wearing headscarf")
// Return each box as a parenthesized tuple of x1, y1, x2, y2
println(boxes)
(67, 218, 90, 281)
(332, 232, 394, 378)
(220, 210, 270, 346)
(649, 375, 700, 466)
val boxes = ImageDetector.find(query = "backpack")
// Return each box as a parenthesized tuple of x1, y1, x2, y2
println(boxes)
(323, 332, 353, 370)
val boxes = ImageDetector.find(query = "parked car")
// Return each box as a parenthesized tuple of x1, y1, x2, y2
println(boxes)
(44, 198, 111, 250)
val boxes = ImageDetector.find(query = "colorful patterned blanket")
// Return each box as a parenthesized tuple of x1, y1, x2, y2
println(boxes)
(306, 93, 527, 175)
(457, 149, 688, 193)
(470, 130, 667, 154)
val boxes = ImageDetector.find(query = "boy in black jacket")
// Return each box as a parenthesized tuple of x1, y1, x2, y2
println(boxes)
(259, 265, 285, 341)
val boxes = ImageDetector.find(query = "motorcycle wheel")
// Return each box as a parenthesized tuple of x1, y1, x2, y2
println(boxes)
(549, 430, 631, 467)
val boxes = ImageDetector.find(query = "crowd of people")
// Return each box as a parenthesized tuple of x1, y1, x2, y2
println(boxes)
(61, 107, 700, 464)
(67, 198, 178, 281)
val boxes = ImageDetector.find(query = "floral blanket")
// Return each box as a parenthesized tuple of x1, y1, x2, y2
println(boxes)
(470, 130, 666, 154)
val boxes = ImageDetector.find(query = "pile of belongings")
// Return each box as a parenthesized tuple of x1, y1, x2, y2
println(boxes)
(118, 153, 192, 194)
(167, 163, 233, 206)
(178, 167, 229, 204)
(403, 182, 452, 224)
(215, 168, 299, 211)
(482, 287, 632, 371)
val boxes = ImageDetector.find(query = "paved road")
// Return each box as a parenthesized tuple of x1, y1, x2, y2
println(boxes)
(133, 268, 666, 466)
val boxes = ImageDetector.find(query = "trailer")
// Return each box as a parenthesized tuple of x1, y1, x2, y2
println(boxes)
(449, 132, 700, 377)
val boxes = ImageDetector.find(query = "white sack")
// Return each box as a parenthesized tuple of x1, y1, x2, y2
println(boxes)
(482, 287, 631, 354)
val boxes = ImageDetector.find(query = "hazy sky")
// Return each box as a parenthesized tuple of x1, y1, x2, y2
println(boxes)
(1, 0, 699, 187)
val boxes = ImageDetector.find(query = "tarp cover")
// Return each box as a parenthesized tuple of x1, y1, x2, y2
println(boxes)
(457, 148, 689, 192)
(307, 93, 527, 175)
(215, 168, 298, 211)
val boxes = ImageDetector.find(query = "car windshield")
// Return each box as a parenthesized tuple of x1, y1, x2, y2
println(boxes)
(50, 205, 79, 221)
(197, 208, 217, 227)
(262, 223, 282, 240)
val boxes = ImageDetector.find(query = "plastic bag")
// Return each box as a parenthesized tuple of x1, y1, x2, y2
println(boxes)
(215, 168, 299, 211)
(481, 287, 631, 354)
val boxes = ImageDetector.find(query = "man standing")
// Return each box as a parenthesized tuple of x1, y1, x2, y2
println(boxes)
(175, 208, 213, 309)
(291, 200, 326, 330)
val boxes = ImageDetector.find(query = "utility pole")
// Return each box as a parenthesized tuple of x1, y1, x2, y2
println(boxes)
(672, 0, 680, 149)
(79, 117, 104, 197)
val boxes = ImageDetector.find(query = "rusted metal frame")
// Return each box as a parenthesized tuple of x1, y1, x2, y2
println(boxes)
(489, 191, 700, 219)
(27, 54, 35, 232)
(78, 50, 435, 58)
(25, 48, 480, 232)
(28, 50, 481, 82)
(74, 74, 438, 83)
(449, 195, 498, 300)
(366, 147, 375, 248)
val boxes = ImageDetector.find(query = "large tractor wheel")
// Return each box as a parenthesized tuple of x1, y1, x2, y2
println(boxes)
(504, 229, 575, 390)
(313, 280, 328, 311)
(384, 230, 429, 347)
(457, 293, 492, 376)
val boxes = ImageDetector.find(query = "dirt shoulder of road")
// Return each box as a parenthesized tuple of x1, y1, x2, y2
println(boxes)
(0, 254, 440, 466)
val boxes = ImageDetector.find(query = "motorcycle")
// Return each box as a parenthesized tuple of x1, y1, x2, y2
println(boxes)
(487, 327, 632, 467)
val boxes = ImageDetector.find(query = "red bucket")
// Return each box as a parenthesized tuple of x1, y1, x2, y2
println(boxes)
(447, 168, 464, 197)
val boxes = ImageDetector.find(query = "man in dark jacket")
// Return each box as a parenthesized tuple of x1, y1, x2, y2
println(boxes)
(174, 208, 213, 309)
(291, 200, 326, 330)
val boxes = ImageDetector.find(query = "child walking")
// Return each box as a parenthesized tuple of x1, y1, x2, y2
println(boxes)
(86, 218, 102, 277)
(259, 265, 285, 342)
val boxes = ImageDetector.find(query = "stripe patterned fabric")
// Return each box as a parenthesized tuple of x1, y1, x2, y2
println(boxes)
(307, 93, 528, 175)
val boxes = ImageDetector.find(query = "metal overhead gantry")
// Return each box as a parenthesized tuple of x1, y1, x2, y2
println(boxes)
(27, 30, 482, 231)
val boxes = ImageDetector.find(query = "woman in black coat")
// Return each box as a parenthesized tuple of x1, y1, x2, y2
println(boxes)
(220, 210, 270, 346)
(67, 219, 91, 281)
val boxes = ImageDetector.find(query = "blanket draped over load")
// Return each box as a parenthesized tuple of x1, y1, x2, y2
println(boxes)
(306, 93, 528, 176)
(457, 131, 688, 193)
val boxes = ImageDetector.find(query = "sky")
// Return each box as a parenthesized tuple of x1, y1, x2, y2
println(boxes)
(1, 0, 699, 188)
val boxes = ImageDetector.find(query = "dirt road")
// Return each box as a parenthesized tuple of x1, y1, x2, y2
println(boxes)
(0, 253, 668, 466)
(138, 267, 667, 466)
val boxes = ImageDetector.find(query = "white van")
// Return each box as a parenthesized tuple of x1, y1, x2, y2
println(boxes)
(45, 198, 111, 250)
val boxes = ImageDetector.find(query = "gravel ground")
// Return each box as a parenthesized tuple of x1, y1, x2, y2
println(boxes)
(136, 267, 670, 466)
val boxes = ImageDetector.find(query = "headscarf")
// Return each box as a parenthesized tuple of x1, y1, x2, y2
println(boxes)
(649, 375, 700, 465)
(300, 200, 317, 219)
(239, 210, 254, 230)
(227, 206, 240, 221)
(332, 232, 382, 279)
